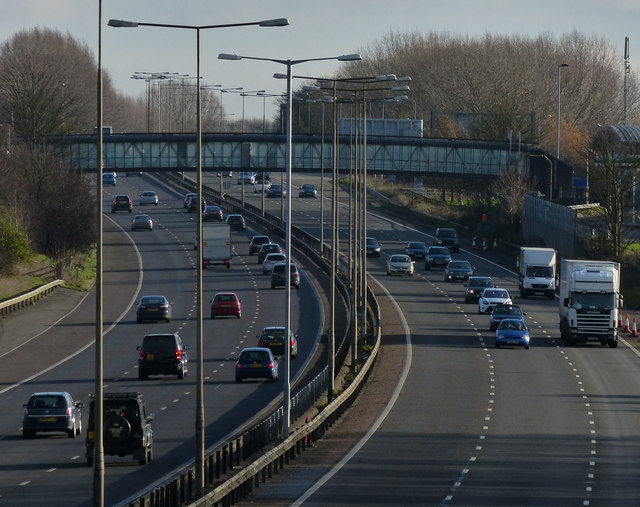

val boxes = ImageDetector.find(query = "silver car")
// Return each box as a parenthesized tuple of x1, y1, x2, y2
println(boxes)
(263, 252, 286, 275)
(387, 254, 415, 276)
(139, 190, 158, 206)
(131, 214, 153, 231)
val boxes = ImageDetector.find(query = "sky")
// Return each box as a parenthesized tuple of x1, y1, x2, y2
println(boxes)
(1, 0, 639, 123)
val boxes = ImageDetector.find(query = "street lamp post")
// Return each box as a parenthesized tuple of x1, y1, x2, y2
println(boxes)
(557, 63, 568, 198)
(218, 51, 362, 436)
(108, 16, 288, 498)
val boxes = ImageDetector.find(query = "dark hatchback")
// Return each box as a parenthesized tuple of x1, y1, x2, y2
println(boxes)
(136, 295, 172, 323)
(404, 241, 429, 260)
(266, 183, 285, 197)
(203, 205, 224, 221)
(257, 326, 298, 358)
(22, 391, 84, 438)
(137, 333, 188, 380)
(425, 246, 452, 269)
(226, 214, 246, 230)
(235, 347, 278, 383)
(365, 237, 382, 257)
(249, 235, 271, 255)
(271, 262, 300, 289)
(444, 260, 474, 281)
(464, 276, 495, 303)
(257, 243, 283, 264)
(111, 195, 132, 213)
(489, 304, 526, 331)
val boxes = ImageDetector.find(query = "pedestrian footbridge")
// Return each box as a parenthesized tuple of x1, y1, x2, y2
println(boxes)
(45, 131, 538, 178)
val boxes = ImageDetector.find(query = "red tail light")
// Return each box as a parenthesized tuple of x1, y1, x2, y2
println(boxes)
(138, 348, 145, 360)
(268, 361, 275, 368)
(175, 348, 183, 360)
(66, 407, 72, 416)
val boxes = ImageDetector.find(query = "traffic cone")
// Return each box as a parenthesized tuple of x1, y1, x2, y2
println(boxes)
(618, 315, 624, 329)
(624, 314, 631, 333)
(630, 318, 639, 338)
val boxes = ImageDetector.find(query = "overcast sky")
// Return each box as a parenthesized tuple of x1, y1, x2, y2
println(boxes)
(2, 0, 639, 122)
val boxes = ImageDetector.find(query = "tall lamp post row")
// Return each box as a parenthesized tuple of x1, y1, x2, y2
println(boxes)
(103, 16, 289, 505)
(218, 51, 362, 436)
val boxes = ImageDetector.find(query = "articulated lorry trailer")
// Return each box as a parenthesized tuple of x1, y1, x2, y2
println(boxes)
(518, 247, 557, 299)
(559, 259, 622, 347)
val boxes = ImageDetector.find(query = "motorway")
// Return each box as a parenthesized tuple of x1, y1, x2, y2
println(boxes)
(228, 174, 640, 506)
(3, 172, 640, 506)
(0, 174, 324, 506)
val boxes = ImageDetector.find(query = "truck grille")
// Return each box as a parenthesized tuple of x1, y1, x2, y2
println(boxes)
(576, 314, 611, 335)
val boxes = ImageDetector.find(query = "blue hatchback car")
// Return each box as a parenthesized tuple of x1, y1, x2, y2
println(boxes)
(495, 319, 530, 349)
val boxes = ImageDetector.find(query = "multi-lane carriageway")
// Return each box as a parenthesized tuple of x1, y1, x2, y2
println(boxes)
(2, 172, 640, 506)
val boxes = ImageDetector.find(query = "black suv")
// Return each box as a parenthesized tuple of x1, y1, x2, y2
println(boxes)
(435, 227, 460, 252)
(137, 333, 188, 380)
(85, 392, 154, 466)
(111, 195, 132, 213)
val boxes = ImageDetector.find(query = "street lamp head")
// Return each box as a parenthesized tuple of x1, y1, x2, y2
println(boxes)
(559, 63, 569, 68)
(390, 85, 410, 92)
(337, 53, 363, 61)
(375, 74, 397, 81)
(108, 19, 139, 27)
(273, 73, 288, 80)
(259, 18, 290, 27)
(396, 76, 412, 82)
(218, 53, 243, 60)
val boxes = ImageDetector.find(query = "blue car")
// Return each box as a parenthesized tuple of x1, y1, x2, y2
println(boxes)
(495, 319, 530, 349)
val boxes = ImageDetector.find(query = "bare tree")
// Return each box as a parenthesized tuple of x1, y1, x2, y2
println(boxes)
(588, 127, 636, 259)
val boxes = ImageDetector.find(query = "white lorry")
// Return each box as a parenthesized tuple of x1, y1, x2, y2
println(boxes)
(559, 259, 622, 347)
(518, 247, 557, 299)
(202, 223, 231, 269)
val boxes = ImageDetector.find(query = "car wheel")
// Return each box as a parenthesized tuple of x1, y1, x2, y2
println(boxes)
(211, 313, 215, 319)
(495, 342, 500, 348)
(387, 271, 391, 276)
(177, 368, 185, 380)
(270, 375, 278, 382)
(237, 313, 241, 319)
(86, 454, 94, 467)
(165, 318, 170, 323)
(22, 429, 34, 439)
(137, 317, 142, 323)
(425, 265, 430, 270)
(138, 369, 148, 380)
(235, 376, 242, 383)
(128, 209, 132, 213)
(271, 284, 276, 289)
(76, 420, 82, 436)
(524, 344, 529, 350)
